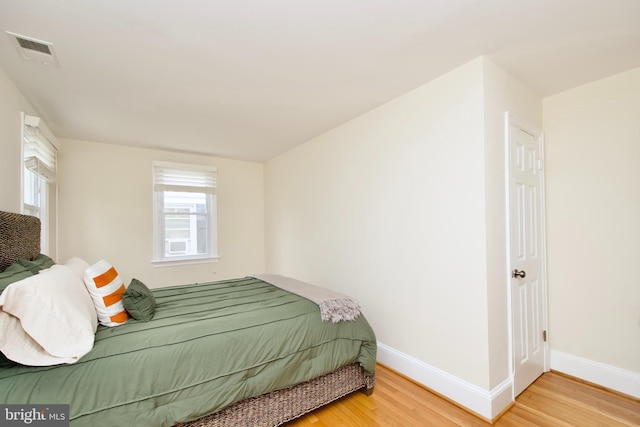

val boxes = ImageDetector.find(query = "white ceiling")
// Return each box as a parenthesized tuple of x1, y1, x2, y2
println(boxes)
(1, 0, 639, 162)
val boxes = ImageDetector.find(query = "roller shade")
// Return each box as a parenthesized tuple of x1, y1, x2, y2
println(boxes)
(153, 162, 217, 194)
(23, 120, 57, 183)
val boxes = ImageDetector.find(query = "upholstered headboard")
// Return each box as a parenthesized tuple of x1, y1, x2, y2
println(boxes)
(0, 211, 41, 272)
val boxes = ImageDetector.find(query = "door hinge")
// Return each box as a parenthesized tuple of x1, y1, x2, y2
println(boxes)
(537, 159, 544, 171)
(543, 330, 547, 342)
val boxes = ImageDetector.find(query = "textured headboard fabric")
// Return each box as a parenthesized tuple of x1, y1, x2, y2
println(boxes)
(0, 211, 41, 272)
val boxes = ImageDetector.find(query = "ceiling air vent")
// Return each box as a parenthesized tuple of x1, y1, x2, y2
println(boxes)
(6, 31, 59, 67)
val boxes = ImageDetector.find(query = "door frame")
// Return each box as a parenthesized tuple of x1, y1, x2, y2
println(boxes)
(504, 111, 550, 398)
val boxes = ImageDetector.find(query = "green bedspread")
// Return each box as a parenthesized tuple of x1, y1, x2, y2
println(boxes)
(0, 277, 377, 426)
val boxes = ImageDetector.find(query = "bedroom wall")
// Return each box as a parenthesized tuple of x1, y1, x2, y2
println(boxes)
(544, 67, 640, 377)
(264, 57, 543, 415)
(265, 58, 495, 389)
(57, 139, 265, 288)
(481, 59, 542, 389)
(0, 67, 38, 213)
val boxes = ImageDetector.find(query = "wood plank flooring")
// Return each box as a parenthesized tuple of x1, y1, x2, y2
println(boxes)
(285, 364, 640, 426)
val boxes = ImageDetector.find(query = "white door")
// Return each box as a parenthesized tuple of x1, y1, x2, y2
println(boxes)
(507, 113, 548, 397)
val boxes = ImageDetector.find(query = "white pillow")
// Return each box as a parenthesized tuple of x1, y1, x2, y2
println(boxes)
(0, 264, 98, 366)
(64, 256, 90, 279)
(83, 260, 128, 327)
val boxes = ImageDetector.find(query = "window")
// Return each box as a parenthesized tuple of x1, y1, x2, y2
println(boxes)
(153, 161, 217, 264)
(22, 113, 58, 255)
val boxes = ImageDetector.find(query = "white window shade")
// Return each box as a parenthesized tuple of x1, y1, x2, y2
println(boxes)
(21, 113, 58, 256)
(153, 162, 217, 193)
(24, 156, 56, 183)
(23, 116, 57, 183)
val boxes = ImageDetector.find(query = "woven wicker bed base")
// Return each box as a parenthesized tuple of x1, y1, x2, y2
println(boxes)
(176, 364, 375, 427)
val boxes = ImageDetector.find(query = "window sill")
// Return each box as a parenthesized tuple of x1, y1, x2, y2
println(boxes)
(151, 256, 219, 268)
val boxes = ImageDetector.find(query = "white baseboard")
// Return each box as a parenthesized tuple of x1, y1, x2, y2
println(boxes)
(376, 344, 640, 420)
(550, 350, 640, 399)
(376, 342, 513, 420)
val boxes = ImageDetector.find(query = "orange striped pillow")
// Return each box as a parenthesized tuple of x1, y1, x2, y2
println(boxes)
(83, 260, 129, 327)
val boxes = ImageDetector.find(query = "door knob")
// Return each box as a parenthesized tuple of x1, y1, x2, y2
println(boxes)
(512, 269, 526, 278)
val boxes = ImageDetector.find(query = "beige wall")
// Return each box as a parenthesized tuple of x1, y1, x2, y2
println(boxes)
(0, 68, 37, 213)
(267, 58, 501, 389)
(57, 139, 265, 288)
(264, 57, 542, 393)
(482, 59, 543, 387)
(544, 67, 640, 373)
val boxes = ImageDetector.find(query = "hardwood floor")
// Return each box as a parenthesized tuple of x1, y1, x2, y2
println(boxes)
(285, 364, 640, 426)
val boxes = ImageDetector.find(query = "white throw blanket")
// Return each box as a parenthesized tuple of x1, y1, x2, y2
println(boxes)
(250, 274, 361, 323)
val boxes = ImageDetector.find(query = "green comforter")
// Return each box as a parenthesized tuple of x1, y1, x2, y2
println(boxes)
(0, 277, 377, 426)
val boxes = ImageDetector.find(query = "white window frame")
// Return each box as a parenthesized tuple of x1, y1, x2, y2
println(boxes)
(152, 161, 218, 266)
(21, 112, 58, 255)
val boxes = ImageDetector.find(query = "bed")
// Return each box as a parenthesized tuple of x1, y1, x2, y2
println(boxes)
(0, 211, 376, 426)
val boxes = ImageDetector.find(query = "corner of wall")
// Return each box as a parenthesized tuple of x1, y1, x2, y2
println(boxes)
(377, 342, 513, 421)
